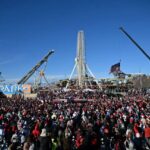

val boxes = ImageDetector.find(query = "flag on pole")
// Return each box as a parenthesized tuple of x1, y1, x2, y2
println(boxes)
(110, 62, 120, 73)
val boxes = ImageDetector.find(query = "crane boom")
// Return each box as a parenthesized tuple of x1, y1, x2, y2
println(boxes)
(17, 50, 54, 84)
(120, 27, 150, 61)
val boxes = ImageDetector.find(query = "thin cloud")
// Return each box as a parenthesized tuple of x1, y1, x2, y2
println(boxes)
(2, 78, 19, 84)
(0, 60, 14, 65)
(0, 54, 23, 65)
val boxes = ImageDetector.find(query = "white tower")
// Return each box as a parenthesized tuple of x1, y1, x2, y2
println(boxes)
(66, 31, 101, 89)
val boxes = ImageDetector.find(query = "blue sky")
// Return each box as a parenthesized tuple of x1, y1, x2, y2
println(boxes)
(0, 0, 150, 82)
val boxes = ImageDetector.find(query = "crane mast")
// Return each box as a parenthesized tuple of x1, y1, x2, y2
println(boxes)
(120, 27, 150, 61)
(17, 50, 54, 84)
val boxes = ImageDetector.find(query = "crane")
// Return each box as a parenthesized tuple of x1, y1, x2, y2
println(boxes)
(120, 27, 150, 61)
(17, 50, 54, 84)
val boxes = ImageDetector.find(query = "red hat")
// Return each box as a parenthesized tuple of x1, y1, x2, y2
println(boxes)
(130, 117, 134, 123)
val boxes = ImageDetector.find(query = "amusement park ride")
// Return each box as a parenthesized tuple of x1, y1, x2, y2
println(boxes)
(120, 27, 150, 62)
(66, 31, 101, 89)
(17, 50, 54, 88)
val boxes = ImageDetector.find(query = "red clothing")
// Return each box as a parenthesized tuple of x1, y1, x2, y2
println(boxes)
(76, 135, 84, 148)
(144, 127, 150, 138)
(0, 115, 3, 120)
(91, 138, 97, 145)
(134, 124, 139, 133)
(32, 123, 40, 137)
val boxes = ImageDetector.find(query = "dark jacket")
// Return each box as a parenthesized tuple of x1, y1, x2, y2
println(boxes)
(39, 136, 51, 150)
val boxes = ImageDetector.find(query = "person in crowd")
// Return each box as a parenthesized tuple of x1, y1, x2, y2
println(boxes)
(38, 128, 52, 150)
(23, 135, 35, 150)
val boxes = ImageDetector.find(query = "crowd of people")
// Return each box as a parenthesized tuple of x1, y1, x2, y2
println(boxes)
(37, 88, 102, 101)
(0, 89, 150, 150)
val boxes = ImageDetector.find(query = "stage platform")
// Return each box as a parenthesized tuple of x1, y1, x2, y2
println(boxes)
(52, 99, 95, 103)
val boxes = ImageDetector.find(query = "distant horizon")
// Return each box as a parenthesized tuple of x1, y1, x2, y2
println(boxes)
(1, 72, 150, 85)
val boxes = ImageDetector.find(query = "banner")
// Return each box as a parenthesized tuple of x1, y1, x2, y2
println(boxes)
(0, 84, 31, 94)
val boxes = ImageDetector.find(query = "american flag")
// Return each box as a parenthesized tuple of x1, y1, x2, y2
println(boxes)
(110, 62, 120, 73)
